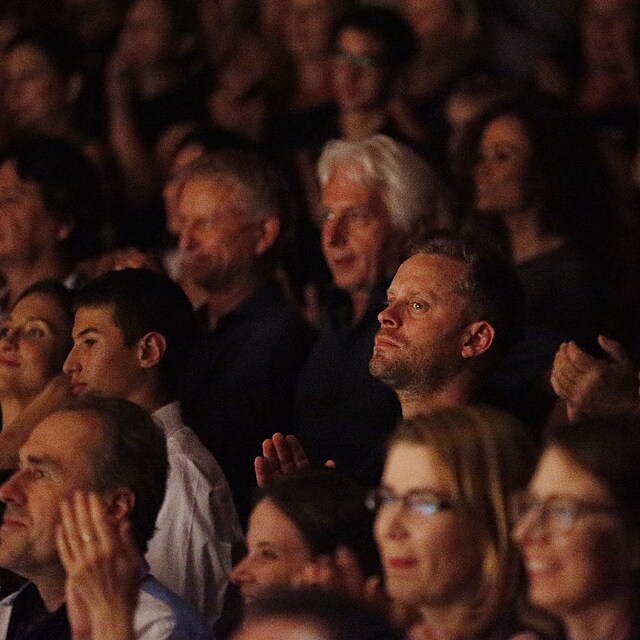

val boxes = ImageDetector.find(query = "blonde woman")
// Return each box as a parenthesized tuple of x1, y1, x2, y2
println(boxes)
(371, 405, 548, 640)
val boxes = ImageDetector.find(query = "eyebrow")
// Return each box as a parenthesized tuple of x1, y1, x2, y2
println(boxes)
(22, 453, 62, 472)
(74, 327, 100, 339)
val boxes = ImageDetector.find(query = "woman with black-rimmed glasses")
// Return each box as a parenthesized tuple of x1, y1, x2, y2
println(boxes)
(511, 414, 640, 640)
(369, 404, 550, 640)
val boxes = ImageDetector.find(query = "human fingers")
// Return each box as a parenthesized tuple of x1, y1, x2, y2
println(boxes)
(598, 335, 630, 364)
(284, 435, 310, 470)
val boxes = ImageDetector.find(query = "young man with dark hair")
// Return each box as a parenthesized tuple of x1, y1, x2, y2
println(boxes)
(63, 268, 243, 632)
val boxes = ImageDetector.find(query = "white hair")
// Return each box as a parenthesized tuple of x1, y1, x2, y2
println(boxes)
(317, 135, 454, 233)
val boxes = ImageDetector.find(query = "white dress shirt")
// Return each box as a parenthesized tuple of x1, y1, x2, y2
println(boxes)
(147, 402, 244, 631)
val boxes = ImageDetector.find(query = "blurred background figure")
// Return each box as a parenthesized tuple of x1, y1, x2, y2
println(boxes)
(512, 413, 640, 640)
(234, 588, 404, 640)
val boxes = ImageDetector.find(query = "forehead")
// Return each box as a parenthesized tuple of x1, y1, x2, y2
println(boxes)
(10, 293, 67, 330)
(391, 253, 469, 294)
(22, 410, 104, 474)
(383, 442, 453, 494)
(481, 115, 530, 148)
(531, 446, 614, 504)
(322, 164, 380, 205)
(337, 28, 387, 55)
(248, 499, 309, 549)
(178, 175, 244, 216)
(73, 305, 120, 335)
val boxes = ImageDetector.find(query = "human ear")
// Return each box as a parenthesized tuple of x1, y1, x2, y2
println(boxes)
(253, 215, 280, 256)
(136, 332, 166, 369)
(103, 488, 136, 524)
(55, 222, 73, 242)
(461, 321, 495, 358)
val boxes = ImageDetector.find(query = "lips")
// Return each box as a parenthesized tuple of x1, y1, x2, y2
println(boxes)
(0, 358, 20, 368)
(385, 556, 418, 570)
(70, 382, 88, 396)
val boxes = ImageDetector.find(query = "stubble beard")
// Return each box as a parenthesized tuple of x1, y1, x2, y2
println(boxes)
(369, 330, 466, 395)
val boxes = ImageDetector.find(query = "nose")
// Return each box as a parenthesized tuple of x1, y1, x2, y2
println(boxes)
(62, 346, 80, 375)
(229, 554, 252, 587)
(322, 214, 348, 248)
(178, 221, 196, 251)
(0, 327, 19, 350)
(376, 502, 408, 542)
(377, 300, 400, 327)
(511, 508, 545, 546)
(0, 468, 27, 505)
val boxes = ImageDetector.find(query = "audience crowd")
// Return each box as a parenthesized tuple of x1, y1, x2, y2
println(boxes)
(0, 0, 639, 638)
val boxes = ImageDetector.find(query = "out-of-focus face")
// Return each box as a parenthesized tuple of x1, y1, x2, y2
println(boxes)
(374, 442, 482, 609)
(580, 0, 635, 68)
(162, 144, 206, 236)
(369, 253, 471, 393)
(119, 0, 175, 69)
(0, 161, 68, 264)
(234, 617, 327, 640)
(285, 0, 337, 60)
(230, 499, 312, 603)
(63, 305, 144, 401)
(321, 164, 401, 294)
(0, 410, 102, 580)
(512, 446, 631, 617)
(3, 43, 72, 134)
(474, 115, 531, 215)
(0, 293, 70, 402)
(332, 28, 390, 112)
(177, 175, 272, 291)
(403, 0, 464, 54)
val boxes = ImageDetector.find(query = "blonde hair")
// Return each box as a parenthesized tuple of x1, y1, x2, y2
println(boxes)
(388, 405, 537, 637)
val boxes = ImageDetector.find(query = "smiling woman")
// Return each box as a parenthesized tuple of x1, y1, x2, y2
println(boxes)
(372, 405, 548, 639)
(511, 414, 640, 640)
(0, 280, 74, 470)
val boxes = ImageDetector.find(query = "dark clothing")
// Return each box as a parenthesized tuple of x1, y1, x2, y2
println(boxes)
(295, 282, 401, 482)
(5, 583, 70, 640)
(180, 281, 315, 523)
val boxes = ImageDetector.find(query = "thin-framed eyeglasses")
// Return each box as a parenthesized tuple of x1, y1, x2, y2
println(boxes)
(509, 491, 620, 533)
(365, 487, 455, 518)
(333, 51, 387, 69)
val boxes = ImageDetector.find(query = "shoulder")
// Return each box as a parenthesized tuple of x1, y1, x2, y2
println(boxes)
(135, 576, 211, 640)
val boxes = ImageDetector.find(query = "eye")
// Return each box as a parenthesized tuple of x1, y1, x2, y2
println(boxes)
(257, 548, 279, 561)
(32, 468, 46, 480)
(410, 300, 427, 313)
(24, 326, 46, 339)
(0, 325, 11, 339)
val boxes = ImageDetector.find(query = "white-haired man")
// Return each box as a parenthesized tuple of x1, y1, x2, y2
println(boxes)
(295, 134, 452, 476)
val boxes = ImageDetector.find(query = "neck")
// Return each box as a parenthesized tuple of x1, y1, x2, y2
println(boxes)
(136, 66, 181, 99)
(205, 273, 267, 330)
(33, 568, 67, 613)
(502, 206, 565, 264)
(1, 254, 68, 309)
(563, 597, 633, 640)
(0, 396, 30, 427)
(339, 109, 386, 140)
(417, 601, 471, 640)
(127, 381, 172, 415)
(399, 373, 477, 419)
(294, 58, 333, 109)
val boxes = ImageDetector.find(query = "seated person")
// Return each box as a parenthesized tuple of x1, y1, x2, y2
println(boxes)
(231, 469, 381, 608)
(176, 150, 315, 523)
(512, 413, 640, 640)
(63, 268, 244, 632)
(0, 395, 210, 640)
(0, 135, 105, 311)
